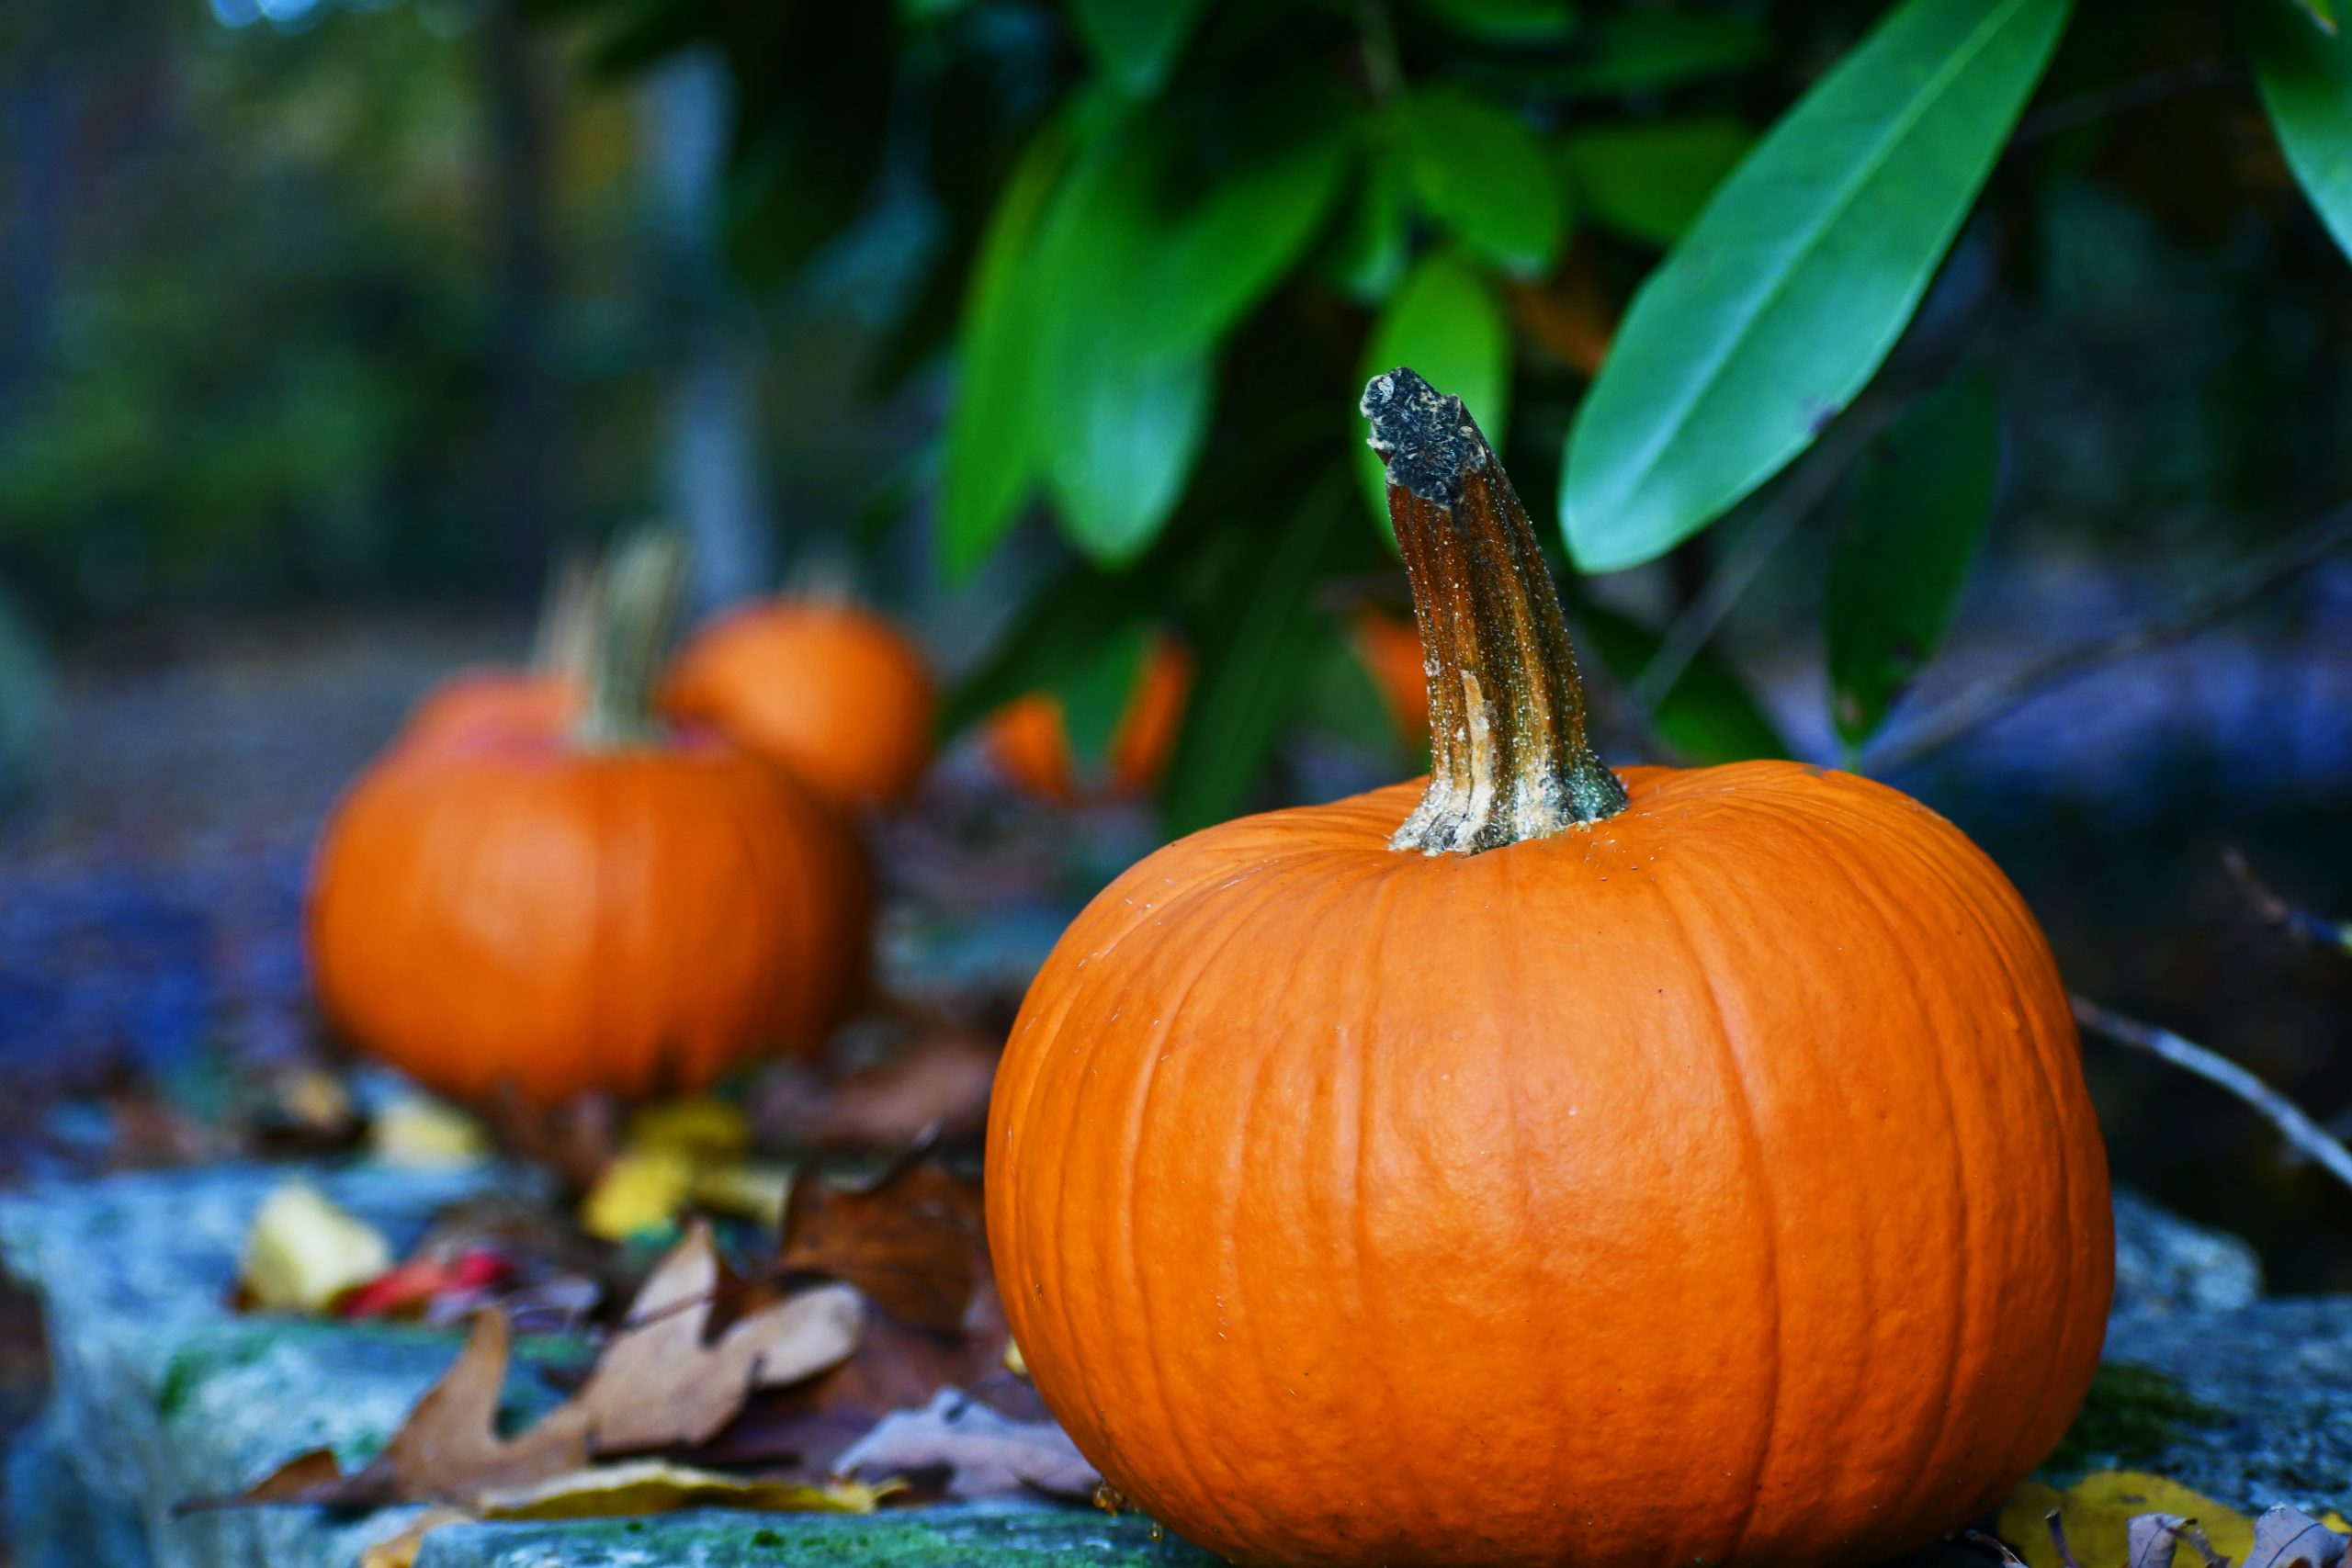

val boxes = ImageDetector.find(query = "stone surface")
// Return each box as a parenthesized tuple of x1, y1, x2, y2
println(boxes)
(0, 1162, 1202, 1567)
(2112, 1189, 2266, 1316)
(5, 1165, 2346, 1567)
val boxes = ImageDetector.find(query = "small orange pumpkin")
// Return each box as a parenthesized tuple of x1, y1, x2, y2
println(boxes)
(987, 370, 2111, 1568)
(988, 633, 1193, 805)
(311, 537, 867, 1107)
(1349, 605, 1429, 745)
(397, 554, 598, 752)
(664, 599, 935, 810)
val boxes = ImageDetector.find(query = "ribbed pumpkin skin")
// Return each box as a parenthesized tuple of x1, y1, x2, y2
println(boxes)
(664, 603, 934, 809)
(310, 734, 866, 1105)
(988, 762, 2110, 1568)
(989, 637, 1193, 805)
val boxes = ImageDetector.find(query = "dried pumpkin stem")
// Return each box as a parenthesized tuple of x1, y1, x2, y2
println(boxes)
(576, 529, 689, 750)
(1363, 367, 1626, 853)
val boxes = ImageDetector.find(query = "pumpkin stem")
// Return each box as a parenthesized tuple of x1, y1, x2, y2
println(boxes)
(576, 528, 690, 750)
(1363, 367, 1626, 852)
(529, 549, 600, 682)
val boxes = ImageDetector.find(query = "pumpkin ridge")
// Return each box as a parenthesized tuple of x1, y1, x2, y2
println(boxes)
(1105, 857, 1332, 1527)
(1012, 847, 1307, 1506)
(1837, 790, 2102, 1475)
(1757, 796, 1979, 1534)
(1643, 865, 1787, 1567)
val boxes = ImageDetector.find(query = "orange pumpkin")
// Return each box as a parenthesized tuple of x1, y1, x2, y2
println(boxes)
(988, 634, 1193, 804)
(399, 670, 578, 751)
(311, 538, 867, 1107)
(1349, 606, 1429, 744)
(397, 555, 598, 752)
(664, 599, 935, 810)
(986, 370, 2110, 1568)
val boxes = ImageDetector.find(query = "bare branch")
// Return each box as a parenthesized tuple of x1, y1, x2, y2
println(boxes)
(1869, 506, 2352, 774)
(2223, 848, 2352, 955)
(2073, 994, 2352, 1199)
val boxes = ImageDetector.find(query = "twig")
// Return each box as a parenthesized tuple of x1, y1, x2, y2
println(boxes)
(2013, 61, 2245, 149)
(1629, 400, 1897, 711)
(2222, 847, 2352, 954)
(2073, 994, 2352, 1198)
(1868, 505, 2352, 774)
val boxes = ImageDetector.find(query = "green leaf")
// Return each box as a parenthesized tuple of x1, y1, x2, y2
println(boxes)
(1052, 621, 1153, 772)
(1577, 604, 1789, 765)
(2297, 0, 2340, 31)
(1410, 0, 1579, 46)
(1023, 107, 1351, 565)
(1356, 252, 1513, 532)
(1070, 0, 1211, 96)
(1826, 375, 1997, 750)
(1551, 11, 1770, 95)
(1320, 146, 1411, 303)
(2248, 0, 2352, 260)
(940, 128, 1073, 579)
(1161, 484, 1348, 834)
(1561, 118, 1753, 247)
(1044, 349, 1216, 567)
(1560, 0, 2070, 575)
(939, 561, 1148, 739)
(1399, 86, 1566, 276)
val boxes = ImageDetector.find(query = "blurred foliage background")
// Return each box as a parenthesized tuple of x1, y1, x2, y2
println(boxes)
(3, 0, 2351, 1278)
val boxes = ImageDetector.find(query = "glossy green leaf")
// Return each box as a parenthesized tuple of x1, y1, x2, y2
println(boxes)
(1410, 0, 1579, 45)
(1561, 0, 2070, 574)
(939, 128, 1072, 579)
(1826, 375, 1997, 750)
(1552, 11, 1770, 95)
(2248, 0, 2352, 261)
(1070, 0, 1210, 96)
(1024, 109, 1351, 566)
(1044, 349, 1216, 567)
(1400, 86, 1566, 276)
(1356, 252, 1513, 531)
(1561, 118, 1753, 246)
(1161, 485, 1347, 834)
(1320, 148, 1411, 303)
(2296, 0, 2339, 30)
(1577, 604, 1789, 764)
(1053, 621, 1153, 771)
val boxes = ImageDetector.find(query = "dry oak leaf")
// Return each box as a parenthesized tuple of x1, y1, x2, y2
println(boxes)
(475, 1460, 897, 1520)
(834, 1386, 1098, 1501)
(354, 1506, 473, 1568)
(2000, 1472, 2255, 1568)
(199, 1223, 861, 1511)
(2244, 1506, 2352, 1568)
(2126, 1515, 2222, 1568)
(779, 1157, 983, 1336)
(579, 1220, 863, 1454)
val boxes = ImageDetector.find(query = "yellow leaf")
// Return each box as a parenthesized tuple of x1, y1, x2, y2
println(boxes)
(688, 1160, 794, 1226)
(368, 1096, 490, 1169)
(623, 1100, 752, 1164)
(1004, 1337, 1029, 1378)
(240, 1184, 393, 1313)
(1997, 1471, 2255, 1568)
(355, 1506, 472, 1568)
(476, 1460, 899, 1520)
(2324, 1512, 2352, 1534)
(580, 1151, 694, 1242)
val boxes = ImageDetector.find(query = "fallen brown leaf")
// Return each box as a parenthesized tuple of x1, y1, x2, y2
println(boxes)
(834, 1386, 1097, 1500)
(2245, 1507, 2350, 1568)
(579, 1221, 862, 1454)
(355, 1506, 473, 1568)
(779, 1157, 983, 1335)
(194, 1223, 863, 1513)
(759, 1028, 997, 1153)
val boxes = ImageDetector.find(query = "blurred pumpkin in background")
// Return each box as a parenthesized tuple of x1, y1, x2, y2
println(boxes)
(988, 632, 1193, 805)
(398, 555, 595, 753)
(311, 535, 868, 1107)
(1349, 606, 1429, 747)
(664, 598, 935, 810)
